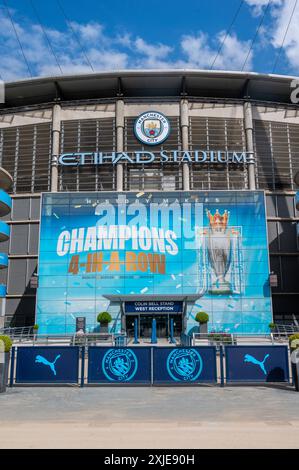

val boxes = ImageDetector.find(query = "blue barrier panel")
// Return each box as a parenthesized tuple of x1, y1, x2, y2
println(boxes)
(88, 347, 151, 384)
(15, 346, 79, 384)
(225, 346, 289, 383)
(153, 347, 217, 384)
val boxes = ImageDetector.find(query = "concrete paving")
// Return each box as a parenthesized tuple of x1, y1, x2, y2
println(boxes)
(0, 385, 299, 448)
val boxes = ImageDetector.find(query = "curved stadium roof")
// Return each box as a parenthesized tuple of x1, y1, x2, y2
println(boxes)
(1, 69, 299, 109)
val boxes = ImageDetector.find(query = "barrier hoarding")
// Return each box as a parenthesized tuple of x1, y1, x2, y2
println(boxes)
(153, 347, 217, 384)
(15, 346, 79, 384)
(225, 345, 289, 383)
(88, 347, 151, 384)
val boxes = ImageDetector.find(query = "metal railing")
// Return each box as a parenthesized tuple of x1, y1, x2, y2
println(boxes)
(232, 333, 274, 345)
(0, 328, 127, 347)
(71, 333, 127, 347)
(192, 332, 276, 346)
(0, 326, 35, 340)
(192, 332, 235, 347)
(272, 324, 299, 339)
(1, 325, 298, 347)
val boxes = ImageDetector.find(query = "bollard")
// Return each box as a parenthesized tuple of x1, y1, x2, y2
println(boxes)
(220, 345, 225, 387)
(291, 349, 299, 391)
(9, 346, 15, 388)
(133, 318, 139, 344)
(0, 338, 11, 393)
(293, 361, 299, 392)
(151, 318, 157, 344)
(169, 318, 175, 344)
(80, 346, 85, 388)
(0, 339, 5, 392)
(290, 339, 299, 391)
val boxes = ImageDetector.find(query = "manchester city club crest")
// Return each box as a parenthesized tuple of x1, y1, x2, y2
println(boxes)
(166, 349, 203, 382)
(102, 348, 138, 382)
(134, 111, 170, 145)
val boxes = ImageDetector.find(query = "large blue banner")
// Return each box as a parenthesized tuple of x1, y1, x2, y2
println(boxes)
(36, 191, 272, 335)
(88, 347, 151, 384)
(225, 346, 289, 382)
(15, 346, 79, 383)
(153, 347, 217, 384)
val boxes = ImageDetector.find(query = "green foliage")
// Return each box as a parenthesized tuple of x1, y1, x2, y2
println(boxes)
(33, 324, 39, 330)
(97, 311, 112, 324)
(289, 333, 299, 350)
(208, 333, 232, 344)
(0, 335, 12, 352)
(268, 322, 276, 330)
(195, 312, 209, 324)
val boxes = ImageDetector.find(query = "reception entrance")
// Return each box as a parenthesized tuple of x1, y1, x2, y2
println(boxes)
(140, 315, 167, 338)
(125, 313, 183, 339)
(124, 300, 185, 341)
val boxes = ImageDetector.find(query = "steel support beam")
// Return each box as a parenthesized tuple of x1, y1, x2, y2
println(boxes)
(50, 103, 61, 192)
(116, 99, 124, 192)
(244, 102, 256, 190)
(180, 99, 190, 191)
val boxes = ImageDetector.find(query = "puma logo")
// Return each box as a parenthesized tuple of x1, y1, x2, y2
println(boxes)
(244, 354, 270, 375)
(35, 354, 61, 376)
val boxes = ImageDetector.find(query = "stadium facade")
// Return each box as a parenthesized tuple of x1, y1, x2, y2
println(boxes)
(0, 70, 298, 336)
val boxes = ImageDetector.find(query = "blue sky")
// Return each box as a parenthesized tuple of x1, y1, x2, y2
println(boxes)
(0, 0, 299, 81)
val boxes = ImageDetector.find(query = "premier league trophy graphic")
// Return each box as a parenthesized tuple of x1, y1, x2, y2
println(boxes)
(206, 209, 233, 295)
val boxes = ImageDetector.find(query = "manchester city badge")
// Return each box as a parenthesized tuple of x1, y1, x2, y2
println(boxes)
(134, 111, 170, 145)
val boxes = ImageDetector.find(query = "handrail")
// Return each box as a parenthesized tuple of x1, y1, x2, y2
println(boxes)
(192, 332, 279, 346)
(0, 326, 35, 341)
(2, 325, 298, 346)
(0, 327, 128, 346)
(7, 332, 129, 347)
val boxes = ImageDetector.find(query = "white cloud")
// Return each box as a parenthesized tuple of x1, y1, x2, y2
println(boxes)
(70, 21, 104, 43)
(245, 0, 299, 72)
(132, 38, 173, 68)
(245, 0, 282, 16)
(0, 5, 264, 81)
(179, 32, 253, 70)
(0, 11, 129, 79)
(270, 0, 299, 70)
(1, 1, 298, 81)
(134, 38, 172, 59)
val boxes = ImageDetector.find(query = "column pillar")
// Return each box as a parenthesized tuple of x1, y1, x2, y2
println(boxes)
(244, 102, 256, 190)
(51, 103, 61, 192)
(180, 99, 190, 190)
(116, 99, 125, 192)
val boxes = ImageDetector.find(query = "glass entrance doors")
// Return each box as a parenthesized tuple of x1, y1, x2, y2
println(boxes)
(125, 314, 183, 339)
(140, 315, 168, 338)
(169, 314, 183, 337)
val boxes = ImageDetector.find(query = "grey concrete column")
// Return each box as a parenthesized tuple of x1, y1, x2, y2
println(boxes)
(116, 99, 125, 192)
(0, 298, 5, 328)
(51, 103, 61, 192)
(180, 99, 190, 190)
(244, 102, 256, 190)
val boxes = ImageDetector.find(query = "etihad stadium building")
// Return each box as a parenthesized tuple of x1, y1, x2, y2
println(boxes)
(0, 70, 298, 336)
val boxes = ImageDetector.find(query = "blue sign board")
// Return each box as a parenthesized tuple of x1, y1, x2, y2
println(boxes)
(15, 346, 79, 383)
(153, 347, 217, 384)
(124, 301, 183, 314)
(225, 346, 289, 382)
(88, 347, 151, 384)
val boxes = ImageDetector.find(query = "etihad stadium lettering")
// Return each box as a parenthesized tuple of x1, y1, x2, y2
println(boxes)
(58, 150, 254, 166)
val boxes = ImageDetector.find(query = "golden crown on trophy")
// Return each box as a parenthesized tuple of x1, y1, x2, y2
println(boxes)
(206, 209, 229, 231)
